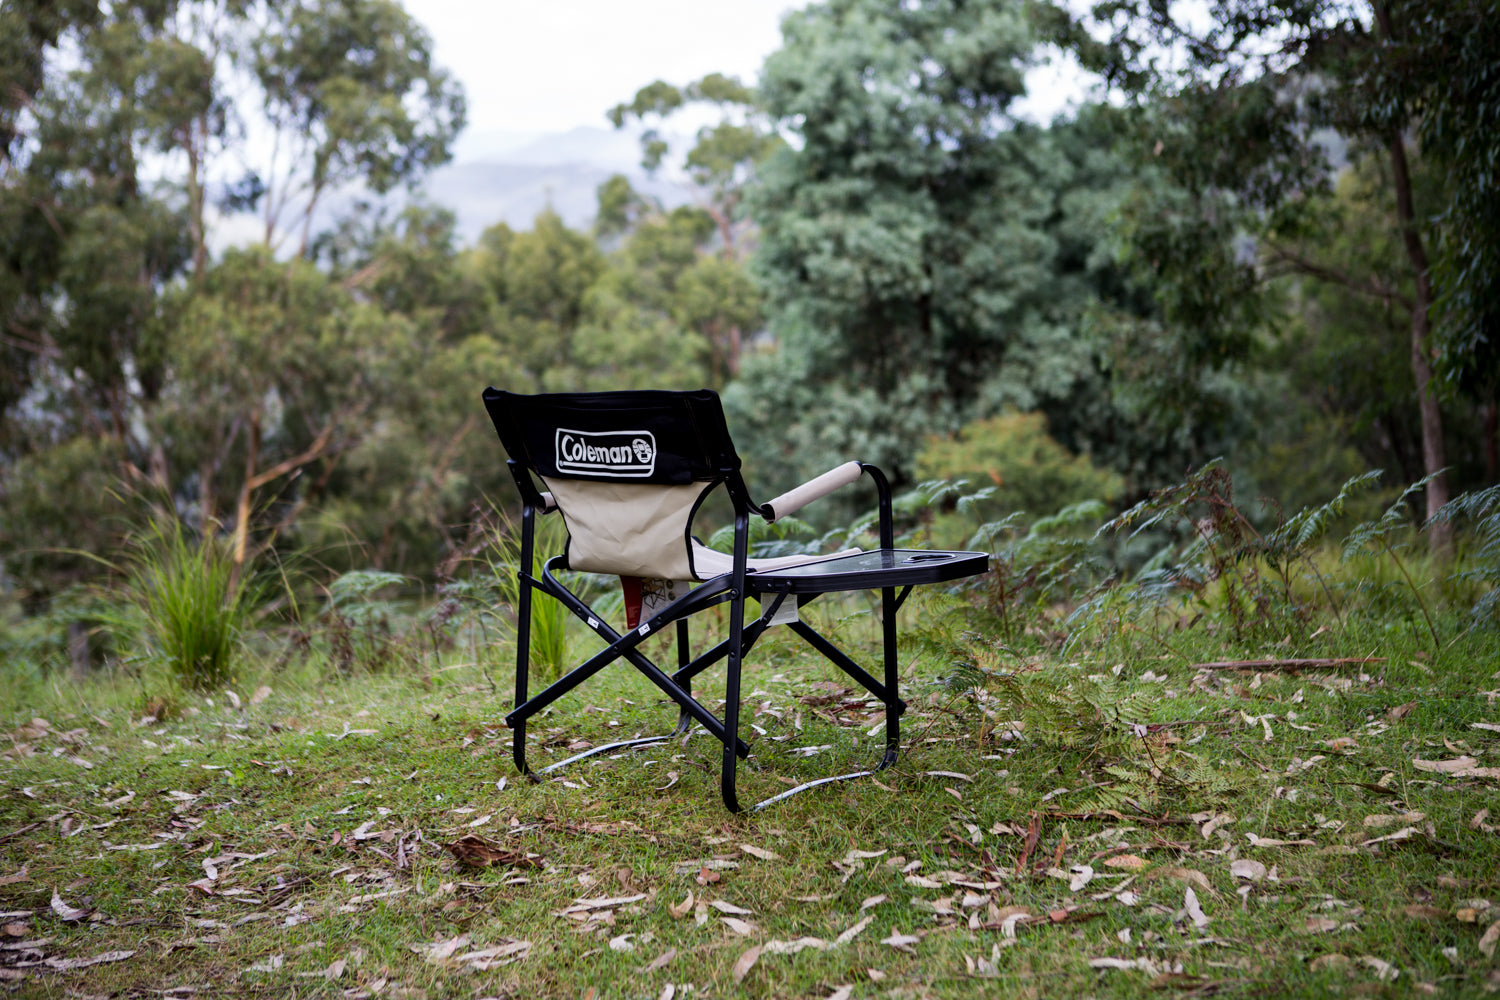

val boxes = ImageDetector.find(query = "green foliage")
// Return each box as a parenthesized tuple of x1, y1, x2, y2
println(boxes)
(111, 514, 267, 691)
(917, 413, 1123, 525)
(1427, 485, 1500, 628)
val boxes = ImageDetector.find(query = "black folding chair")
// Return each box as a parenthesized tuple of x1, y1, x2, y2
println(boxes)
(482, 387, 988, 811)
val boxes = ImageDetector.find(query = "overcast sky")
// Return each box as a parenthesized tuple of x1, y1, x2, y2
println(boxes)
(403, 0, 804, 146)
(401, 0, 1092, 156)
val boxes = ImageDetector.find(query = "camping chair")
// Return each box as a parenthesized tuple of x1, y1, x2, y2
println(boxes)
(482, 387, 988, 811)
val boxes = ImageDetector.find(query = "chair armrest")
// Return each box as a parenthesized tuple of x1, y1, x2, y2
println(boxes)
(761, 461, 864, 522)
(537, 491, 558, 514)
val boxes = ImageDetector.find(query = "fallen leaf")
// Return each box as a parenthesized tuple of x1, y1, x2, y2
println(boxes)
(410, 935, 470, 962)
(739, 844, 780, 861)
(1104, 854, 1148, 872)
(1480, 921, 1500, 959)
(1413, 756, 1478, 773)
(640, 948, 676, 973)
(881, 930, 920, 952)
(250, 685, 272, 705)
(763, 937, 830, 954)
(1388, 701, 1417, 720)
(1230, 859, 1267, 881)
(1246, 833, 1316, 848)
(721, 917, 758, 936)
(556, 894, 647, 915)
(1184, 887, 1210, 929)
(667, 892, 694, 919)
(49, 891, 87, 922)
(835, 915, 873, 945)
(1306, 955, 1353, 976)
(826, 987, 853, 1000)
(1304, 917, 1342, 933)
(245, 954, 285, 973)
(1361, 826, 1421, 846)
(41, 949, 135, 971)
(1359, 955, 1399, 981)
(860, 895, 887, 910)
(1089, 957, 1159, 973)
(1404, 905, 1447, 920)
(608, 934, 635, 952)
(731, 945, 761, 983)
(709, 900, 753, 915)
(1152, 868, 1216, 896)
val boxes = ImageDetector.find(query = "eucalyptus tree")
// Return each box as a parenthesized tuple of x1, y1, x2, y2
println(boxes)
(1051, 0, 1500, 548)
(733, 0, 1234, 498)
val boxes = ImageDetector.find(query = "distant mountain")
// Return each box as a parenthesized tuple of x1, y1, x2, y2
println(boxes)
(418, 125, 694, 242)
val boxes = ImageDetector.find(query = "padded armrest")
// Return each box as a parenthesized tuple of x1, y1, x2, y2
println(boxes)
(761, 461, 863, 522)
(537, 491, 558, 513)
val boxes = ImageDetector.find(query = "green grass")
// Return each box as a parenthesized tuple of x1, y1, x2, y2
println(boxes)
(3, 607, 1500, 998)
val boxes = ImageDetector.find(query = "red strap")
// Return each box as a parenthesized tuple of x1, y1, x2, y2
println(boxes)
(621, 575, 643, 629)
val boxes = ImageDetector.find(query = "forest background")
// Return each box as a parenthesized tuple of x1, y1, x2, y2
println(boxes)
(2, 0, 1498, 654)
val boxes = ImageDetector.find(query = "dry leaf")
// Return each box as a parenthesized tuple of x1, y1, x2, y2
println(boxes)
(667, 892, 694, 919)
(709, 900, 753, 915)
(1480, 921, 1500, 959)
(1153, 868, 1215, 896)
(246, 954, 285, 973)
(556, 894, 647, 915)
(1304, 917, 1342, 933)
(411, 934, 470, 962)
(640, 948, 676, 974)
(827, 987, 853, 1000)
(860, 894, 887, 910)
(1362, 826, 1421, 846)
(739, 844, 780, 861)
(763, 937, 830, 954)
(881, 930, 920, 952)
(1413, 756, 1478, 773)
(41, 950, 134, 971)
(1230, 859, 1267, 881)
(1246, 833, 1316, 848)
(1388, 701, 1418, 720)
(1404, 905, 1447, 920)
(731, 945, 761, 983)
(608, 934, 635, 952)
(835, 915, 873, 946)
(49, 891, 87, 922)
(1104, 855, 1148, 871)
(1184, 887, 1210, 929)
(1360, 956, 1399, 981)
(721, 917, 758, 936)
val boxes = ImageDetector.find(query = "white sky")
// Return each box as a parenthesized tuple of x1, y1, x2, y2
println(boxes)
(403, 0, 805, 142)
(401, 0, 1092, 152)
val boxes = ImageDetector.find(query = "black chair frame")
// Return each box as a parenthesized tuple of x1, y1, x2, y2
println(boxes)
(502, 455, 910, 812)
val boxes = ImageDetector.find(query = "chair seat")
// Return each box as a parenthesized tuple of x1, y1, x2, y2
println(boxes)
(689, 542, 861, 580)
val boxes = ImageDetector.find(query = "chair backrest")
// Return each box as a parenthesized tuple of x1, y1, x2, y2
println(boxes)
(483, 388, 741, 580)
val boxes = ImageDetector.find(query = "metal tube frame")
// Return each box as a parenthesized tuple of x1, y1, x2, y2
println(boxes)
(502, 458, 912, 811)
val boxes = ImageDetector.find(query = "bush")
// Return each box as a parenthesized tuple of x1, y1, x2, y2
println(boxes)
(113, 515, 266, 690)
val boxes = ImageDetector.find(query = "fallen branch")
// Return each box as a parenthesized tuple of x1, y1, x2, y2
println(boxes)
(1191, 657, 1385, 671)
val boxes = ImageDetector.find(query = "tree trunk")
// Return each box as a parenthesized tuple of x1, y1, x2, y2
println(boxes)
(1387, 134, 1451, 552)
(1373, 1, 1451, 552)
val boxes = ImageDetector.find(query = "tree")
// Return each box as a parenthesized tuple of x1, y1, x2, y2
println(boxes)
(253, 0, 467, 255)
(1052, 0, 1500, 548)
(735, 0, 1246, 501)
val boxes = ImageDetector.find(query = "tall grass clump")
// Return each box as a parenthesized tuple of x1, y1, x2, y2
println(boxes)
(114, 514, 266, 690)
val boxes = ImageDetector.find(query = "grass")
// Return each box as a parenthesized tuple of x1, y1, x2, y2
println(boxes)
(3, 605, 1500, 999)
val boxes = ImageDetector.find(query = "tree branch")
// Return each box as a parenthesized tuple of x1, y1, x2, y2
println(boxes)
(1263, 241, 1413, 310)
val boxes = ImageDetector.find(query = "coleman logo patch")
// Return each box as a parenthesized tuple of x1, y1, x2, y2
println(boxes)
(555, 428, 656, 477)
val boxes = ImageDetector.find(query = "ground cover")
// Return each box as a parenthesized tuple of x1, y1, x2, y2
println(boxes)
(3, 611, 1499, 999)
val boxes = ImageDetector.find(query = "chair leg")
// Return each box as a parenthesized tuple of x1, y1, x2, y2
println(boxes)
(513, 510, 536, 778)
(879, 584, 900, 770)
